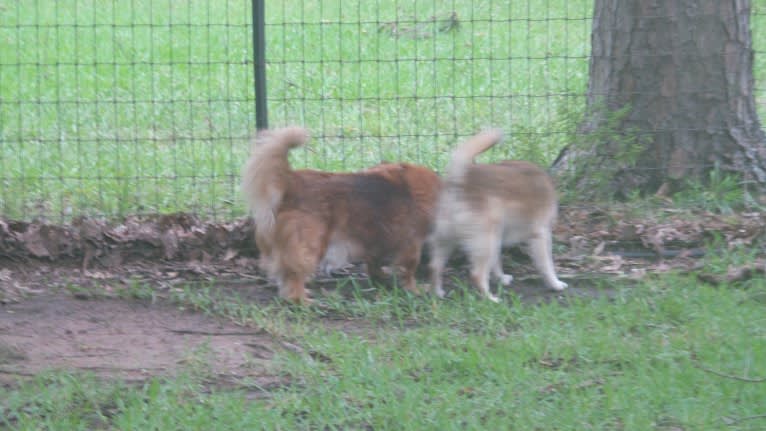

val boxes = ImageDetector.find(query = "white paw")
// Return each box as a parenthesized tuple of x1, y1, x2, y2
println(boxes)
(423, 283, 445, 298)
(499, 274, 513, 286)
(486, 293, 501, 303)
(550, 280, 568, 291)
(425, 282, 446, 298)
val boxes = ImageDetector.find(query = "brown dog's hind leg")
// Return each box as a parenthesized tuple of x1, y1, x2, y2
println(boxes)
(280, 273, 313, 304)
(396, 242, 424, 295)
(274, 212, 328, 304)
(366, 258, 387, 286)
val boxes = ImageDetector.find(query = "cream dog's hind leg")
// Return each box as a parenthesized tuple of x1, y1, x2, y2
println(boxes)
(527, 228, 567, 291)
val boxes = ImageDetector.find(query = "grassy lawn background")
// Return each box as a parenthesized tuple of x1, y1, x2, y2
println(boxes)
(3, 0, 764, 220)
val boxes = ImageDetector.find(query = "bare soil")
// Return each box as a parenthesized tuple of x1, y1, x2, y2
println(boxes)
(0, 294, 277, 386)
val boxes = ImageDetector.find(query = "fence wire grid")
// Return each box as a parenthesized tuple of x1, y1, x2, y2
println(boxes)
(1, 0, 766, 221)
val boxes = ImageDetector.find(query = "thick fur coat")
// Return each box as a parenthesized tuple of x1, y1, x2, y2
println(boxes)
(242, 126, 440, 303)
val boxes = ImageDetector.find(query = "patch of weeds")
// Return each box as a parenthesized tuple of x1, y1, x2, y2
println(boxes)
(177, 342, 216, 381)
(313, 279, 438, 324)
(63, 283, 108, 300)
(673, 167, 746, 213)
(557, 101, 650, 202)
(694, 240, 766, 291)
(116, 279, 159, 302)
(699, 238, 760, 273)
(168, 284, 308, 339)
(506, 102, 586, 168)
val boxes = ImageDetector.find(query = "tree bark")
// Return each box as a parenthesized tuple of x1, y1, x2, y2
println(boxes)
(554, 0, 766, 198)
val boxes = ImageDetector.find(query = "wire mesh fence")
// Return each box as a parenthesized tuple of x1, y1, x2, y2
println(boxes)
(265, 1, 591, 171)
(1, 1, 766, 222)
(1, 0, 255, 221)
(751, 1, 766, 133)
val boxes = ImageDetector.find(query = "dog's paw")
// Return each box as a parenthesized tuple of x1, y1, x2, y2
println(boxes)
(550, 280, 568, 291)
(424, 282, 446, 298)
(486, 293, 501, 303)
(280, 289, 313, 305)
(499, 274, 513, 286)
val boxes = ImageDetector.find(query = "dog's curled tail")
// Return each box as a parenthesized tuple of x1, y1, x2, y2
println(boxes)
(445, 128, 505, 182)
(241, 126, 310, 229)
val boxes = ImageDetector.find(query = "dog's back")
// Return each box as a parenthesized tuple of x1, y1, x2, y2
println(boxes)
(278, 162, 440, 260)
(462, 161, 558, 231)
(437, 130, 558, 243)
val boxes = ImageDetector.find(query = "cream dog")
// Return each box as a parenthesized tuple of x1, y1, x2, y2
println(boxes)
(428, 129, 567, 302)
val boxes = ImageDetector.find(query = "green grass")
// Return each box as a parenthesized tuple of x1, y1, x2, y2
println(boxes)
(2, 1, 766, 219)
(3, 269, 765, 430)
(3, 0, 591, 219)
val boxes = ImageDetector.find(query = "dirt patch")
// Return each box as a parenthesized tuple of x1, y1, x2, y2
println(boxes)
(0, 294, 280, 388)
(0, 275, 619, 389)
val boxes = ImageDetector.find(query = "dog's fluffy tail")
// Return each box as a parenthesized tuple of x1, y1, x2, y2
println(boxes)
(241, 126, 310, 229)
(445, 129, 504, 182)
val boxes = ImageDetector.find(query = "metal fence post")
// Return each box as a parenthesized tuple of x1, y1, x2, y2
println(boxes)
(252, 0, 268, 130)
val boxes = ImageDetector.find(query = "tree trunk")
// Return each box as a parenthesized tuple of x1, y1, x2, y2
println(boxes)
(553, 0, 766, 199)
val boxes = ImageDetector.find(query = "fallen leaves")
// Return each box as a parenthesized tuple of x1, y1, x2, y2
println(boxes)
(557, 207, 766, 256)
(0, 214, 257, 268)
(0, 269, 44, 304)
(0, 206, 763, 299)
(555, 206, 766, 280)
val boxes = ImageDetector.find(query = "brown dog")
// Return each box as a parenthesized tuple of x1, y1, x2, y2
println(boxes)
(428, 129, 568, 302)
(242, 126, 440, 304)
